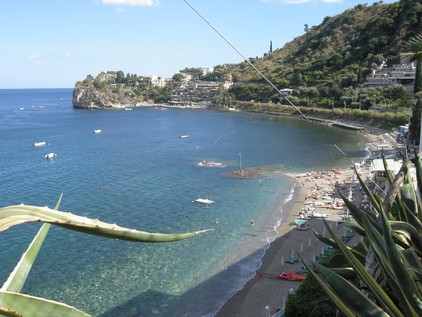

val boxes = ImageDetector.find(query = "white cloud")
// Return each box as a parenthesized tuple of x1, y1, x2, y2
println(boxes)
(26, 53, 43, 65)
(101, 0, 159, 6)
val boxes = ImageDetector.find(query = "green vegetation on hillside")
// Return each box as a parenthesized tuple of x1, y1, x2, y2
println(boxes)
(73, 0, 421, 130)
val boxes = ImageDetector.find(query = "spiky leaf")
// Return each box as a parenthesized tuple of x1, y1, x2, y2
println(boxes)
(0, 291, 91, 317)
(1, 196, 63, 293)
(0, 205, 211, 242)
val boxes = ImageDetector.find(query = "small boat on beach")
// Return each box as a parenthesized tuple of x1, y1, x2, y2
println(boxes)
(278, 272, 306, 282)
(295, 219, 309, 231)
(258, 271, 306, 281)
(193, 198, 215, 205)
(33, 141, 47, 147)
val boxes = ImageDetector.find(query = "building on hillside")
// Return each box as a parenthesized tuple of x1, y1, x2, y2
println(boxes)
(223, 80, 233, 89)
(201, 67, 214, 76)
(361, 53, 416, 92)
(280, 88, 294, 96)
(169, 80, 221, 107)
(150, 76, 167, 87)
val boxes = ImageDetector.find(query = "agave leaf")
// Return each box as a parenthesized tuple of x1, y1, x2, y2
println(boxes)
(401, 248, 422, 295)
(340, 192, 379, 229)
(322, 218, 404, 317)
(1, 195, 64, 293)
(401, 202, 422, 233)
(355, 171, 381, 213)
(298, 255, 356, 317)
(380, 205, 422, 315)
(361, 208, 420, 317)
(415, 154, 422, 206)
(313, 229, 366, 262)
(330, 267, 356, 279)
(397, 183, 417, 223)
(0, 291, 91, 317)
(391, 221, 422, 254)
(313, 229, 338, 247)
(311, 261, 388, 316)
(383, 156, 396, 185)
(1, 225, 50, 293)
(0, 205, 211, 242)
(338, 219, 366, 237)
(399, 184, 420, 224)
(384, 170, 406, 221)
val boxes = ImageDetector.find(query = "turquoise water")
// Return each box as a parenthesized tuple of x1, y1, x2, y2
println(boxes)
(0, 89, 368, 316)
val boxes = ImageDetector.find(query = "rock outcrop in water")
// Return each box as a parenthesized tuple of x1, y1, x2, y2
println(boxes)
(72, 72, 153, 109)
(72, 70, 224, 109)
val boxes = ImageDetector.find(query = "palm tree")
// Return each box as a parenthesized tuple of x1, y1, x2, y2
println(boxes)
(403, 33, 422, 94)
(403, 33, 422, 145)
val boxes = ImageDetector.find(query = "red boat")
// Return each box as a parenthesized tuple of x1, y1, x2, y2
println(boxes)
(278, 272, 306, 281)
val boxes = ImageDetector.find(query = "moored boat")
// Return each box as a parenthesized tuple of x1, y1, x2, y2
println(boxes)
(33, 141, 47, 147)
(193, 198, 215, 205)
(45, 153, 57, 159)
(197, 160, 225, 168)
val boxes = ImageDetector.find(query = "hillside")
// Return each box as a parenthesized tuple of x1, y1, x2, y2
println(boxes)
(227, 0, 421, 87)
(73, 0, 421, 117)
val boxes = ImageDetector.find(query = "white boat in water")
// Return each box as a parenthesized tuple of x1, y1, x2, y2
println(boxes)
(93, 129, 102, 134)
(45, 153, 57, 160)
(197, 160, 225, 168)
(179, 135, 190, 138)
(33, 141, 47, 147)
(193, 198, 215, 205)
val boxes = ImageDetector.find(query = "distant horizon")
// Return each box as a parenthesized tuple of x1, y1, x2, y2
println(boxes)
(1, 0, 398, 89)
(0, 87, 74, 90)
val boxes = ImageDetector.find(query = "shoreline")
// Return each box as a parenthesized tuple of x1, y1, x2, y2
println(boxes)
(215, 128, 397, 317)
(214, 174, 309, 317)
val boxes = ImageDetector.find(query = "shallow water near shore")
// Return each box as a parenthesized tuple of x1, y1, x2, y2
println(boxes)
(0, 89, 368, 316)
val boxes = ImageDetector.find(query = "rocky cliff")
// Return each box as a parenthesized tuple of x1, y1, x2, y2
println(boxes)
(72, 71, 154, 109)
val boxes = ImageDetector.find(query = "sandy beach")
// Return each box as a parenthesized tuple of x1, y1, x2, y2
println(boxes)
(215, 128, 398, 317)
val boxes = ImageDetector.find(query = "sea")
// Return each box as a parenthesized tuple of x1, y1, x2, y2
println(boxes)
(0, 88, 368, 316)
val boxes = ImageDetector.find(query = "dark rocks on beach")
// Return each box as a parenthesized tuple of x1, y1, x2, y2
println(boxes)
(227, 167, 264, 179)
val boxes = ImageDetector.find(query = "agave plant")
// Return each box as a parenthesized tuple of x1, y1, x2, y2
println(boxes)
(302, 154, 422, 317)
(0, 195, 210, 317)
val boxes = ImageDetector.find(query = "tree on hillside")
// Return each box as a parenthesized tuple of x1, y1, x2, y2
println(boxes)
(409, 97, 422, 147)
(404, 33, 422, 94)
(116, 70, 125, 84)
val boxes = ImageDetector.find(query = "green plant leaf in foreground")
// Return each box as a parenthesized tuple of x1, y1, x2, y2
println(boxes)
(0, 291, 91, 317)
(0, 204, 211, 242)
(1, 195, 63, 293)
(321, 218, 404, 317)
(311, 261, 388, 317)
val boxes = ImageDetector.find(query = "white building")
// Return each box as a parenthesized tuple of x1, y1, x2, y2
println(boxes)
(362, 53, 416, 92)
(150, 75, 167, 87)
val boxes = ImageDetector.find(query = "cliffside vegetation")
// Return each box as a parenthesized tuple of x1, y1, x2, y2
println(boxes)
(73, 0, 421, 129)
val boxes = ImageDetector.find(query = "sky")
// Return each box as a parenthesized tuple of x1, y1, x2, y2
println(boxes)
(0, 0, 398, 88)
